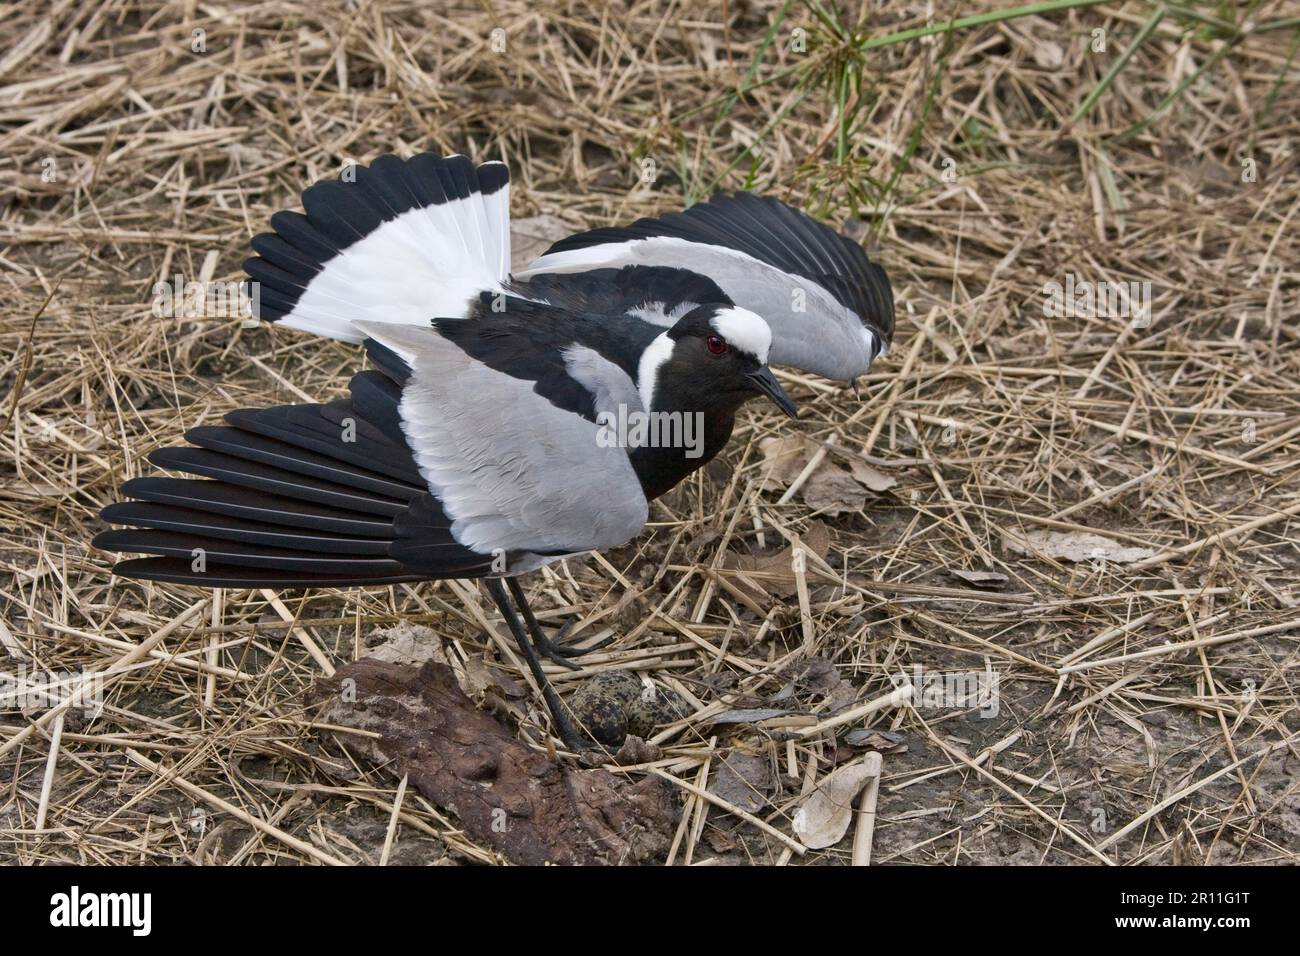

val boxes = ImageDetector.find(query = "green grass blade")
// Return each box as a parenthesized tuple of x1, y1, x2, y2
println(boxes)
(858, 0, 1116, 51)
(701, 88, 811, 197)
(1068, 6, 1168, 126)
(1249, 25, 1300, 152)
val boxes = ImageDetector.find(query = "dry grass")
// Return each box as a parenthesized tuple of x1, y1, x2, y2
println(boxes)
(1, 0, 1298, 865)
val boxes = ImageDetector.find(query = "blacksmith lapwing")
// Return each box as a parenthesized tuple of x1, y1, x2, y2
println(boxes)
(95, 153, 895, 749)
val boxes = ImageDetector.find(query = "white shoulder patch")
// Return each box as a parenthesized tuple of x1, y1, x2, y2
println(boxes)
(710, 307, 771, 363)
(636, 331, 675, 412)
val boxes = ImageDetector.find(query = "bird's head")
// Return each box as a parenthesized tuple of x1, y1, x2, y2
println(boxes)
(637, 305, 798, 419)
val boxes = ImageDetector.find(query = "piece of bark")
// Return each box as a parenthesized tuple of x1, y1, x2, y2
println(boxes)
(314, 658, 677, 865)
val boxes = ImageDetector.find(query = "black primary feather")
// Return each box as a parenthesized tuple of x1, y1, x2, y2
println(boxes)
(97, 365, 496, 587)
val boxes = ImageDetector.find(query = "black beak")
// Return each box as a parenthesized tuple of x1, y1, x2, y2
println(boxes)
(746, 367, 798, 419)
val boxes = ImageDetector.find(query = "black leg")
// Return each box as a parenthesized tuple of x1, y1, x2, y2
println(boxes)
(485, 578, 588, 751)
(505, 577, 611, 669)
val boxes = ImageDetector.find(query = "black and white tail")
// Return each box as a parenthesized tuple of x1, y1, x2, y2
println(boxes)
(244, 153, 510, 342)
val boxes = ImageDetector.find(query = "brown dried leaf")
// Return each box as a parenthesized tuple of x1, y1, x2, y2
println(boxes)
(844, 729, 907, 753)
(709, 752, 775, 815)
(724, 521, 832, 599)
(460, 656, 527, 701)
(1003, 530, 1156, 564)
(757, 435, 817, 491)
(947, 568, 1009, 590)
(362, 621, 448, 666)
(803, 463, 866, 514)
(848, 457, 898, 492)
(759, 437, 875, 513)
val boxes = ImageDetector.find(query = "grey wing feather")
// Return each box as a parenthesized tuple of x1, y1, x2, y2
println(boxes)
(518, 192, 895, 382)
(520, 239, 880, 380)
(357, 323, 648, 558)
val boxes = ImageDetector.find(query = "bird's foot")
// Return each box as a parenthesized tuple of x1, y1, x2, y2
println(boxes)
(530, 619, 615, 670)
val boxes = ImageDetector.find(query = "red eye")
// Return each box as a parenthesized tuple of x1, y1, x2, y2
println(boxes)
(706, 335, 727, 355)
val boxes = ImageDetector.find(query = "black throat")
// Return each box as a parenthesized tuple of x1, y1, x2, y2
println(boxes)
(628, 406, 737, 501)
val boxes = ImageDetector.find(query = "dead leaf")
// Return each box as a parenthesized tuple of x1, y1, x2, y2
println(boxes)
(947, 568, 1009, 590)
(362, 621, 448, 666)
(723, 520, 832, 599)
(757, 435, 817, 491)
(774, 657, 855, 711)
(803, 463, 867, 515)
(849, 458, 898, 492)
(460, 656, 526, 702)
(791, 759, 877, 849)
(779, 657, 842, 695)
(844, 729, 907, 752)
(709, 752, 774, 815)
(1003, 530, 1155, 564)
(759, 437, 876, 512)
(703, 827, 738, 853)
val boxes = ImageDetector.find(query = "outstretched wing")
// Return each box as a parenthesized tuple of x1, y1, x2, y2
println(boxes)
(96, 307, 651, 587)
(517, 192, 895, 381)
(243, 153, 510, 342)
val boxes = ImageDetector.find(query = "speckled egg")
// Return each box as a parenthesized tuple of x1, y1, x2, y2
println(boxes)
(566, 671, 688, 746)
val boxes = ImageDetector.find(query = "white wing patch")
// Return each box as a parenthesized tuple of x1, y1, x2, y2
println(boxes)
(278, 186, 509, 343)
(478, 165, 511, 280)
(561, 344, 643, 416)
(625, 300, 700, 326)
